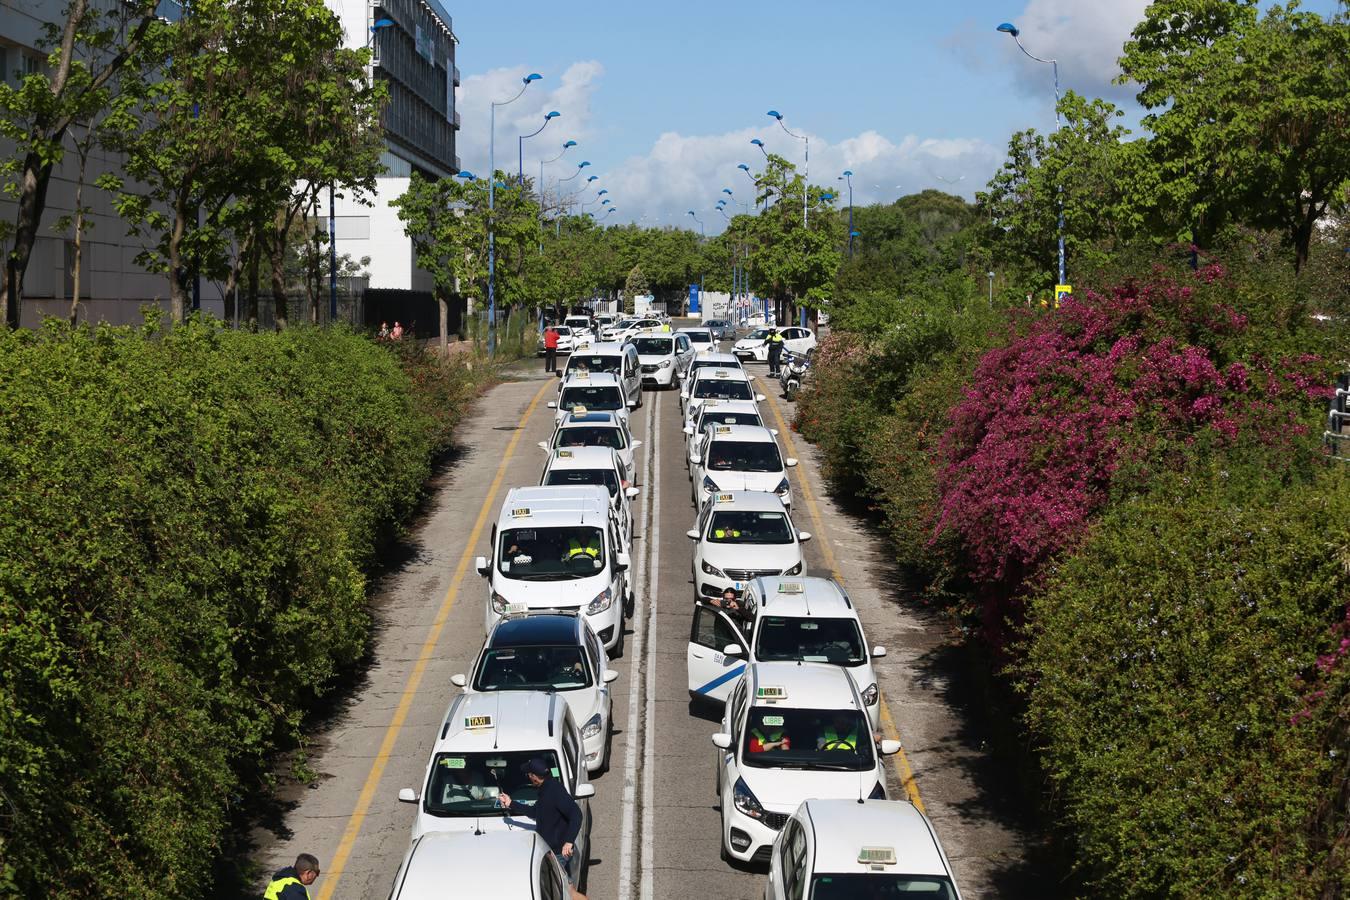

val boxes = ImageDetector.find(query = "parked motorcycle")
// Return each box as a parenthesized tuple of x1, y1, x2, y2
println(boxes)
(779, 350, 812, 401)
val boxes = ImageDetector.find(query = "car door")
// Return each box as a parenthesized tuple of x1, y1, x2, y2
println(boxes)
(686, 602, 749, 704)
(785, 328, 814, 354)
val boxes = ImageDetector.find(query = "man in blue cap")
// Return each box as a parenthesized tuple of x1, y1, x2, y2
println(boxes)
(499, 758, 588, 899)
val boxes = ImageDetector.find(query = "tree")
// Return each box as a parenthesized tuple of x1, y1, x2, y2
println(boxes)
(1119, 0, 1350, 271)
(0, 0, 159, 328)
(394, 173, 486, 351)
(623, 264, 649, 314)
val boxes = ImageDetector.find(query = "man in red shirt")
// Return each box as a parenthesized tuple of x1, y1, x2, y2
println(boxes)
(543, 327, 560, 372)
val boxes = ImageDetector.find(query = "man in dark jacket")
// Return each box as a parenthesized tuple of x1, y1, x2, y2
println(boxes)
(499, 758, 588, 899)
(263, 854, 320, 899)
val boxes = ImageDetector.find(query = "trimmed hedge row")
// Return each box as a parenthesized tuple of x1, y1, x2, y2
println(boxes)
(0, 319, 477, 897)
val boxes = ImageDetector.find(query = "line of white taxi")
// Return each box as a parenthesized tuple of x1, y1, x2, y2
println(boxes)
(676, 339, 965, 897)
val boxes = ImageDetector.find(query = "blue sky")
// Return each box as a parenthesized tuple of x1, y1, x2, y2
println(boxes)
(449, 0, 1342, 232)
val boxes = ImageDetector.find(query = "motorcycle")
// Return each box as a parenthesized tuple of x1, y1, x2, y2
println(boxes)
(779, 350, 812, 401)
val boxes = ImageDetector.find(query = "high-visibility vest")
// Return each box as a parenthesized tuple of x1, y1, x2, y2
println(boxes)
(567, 537, 599, 559)
(821, 724, 858, 750)
(264, 876, 307, 900)
(750, 727, 788, 750)
(713, 528, 741, 539)
(768, 332, 784, 344)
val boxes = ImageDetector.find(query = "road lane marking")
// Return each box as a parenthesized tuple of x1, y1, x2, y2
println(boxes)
(617, 394, 657, 900)
(639, 390, 661, 900)
(761, 385, 926, 812)
(316, 378, 555, 900)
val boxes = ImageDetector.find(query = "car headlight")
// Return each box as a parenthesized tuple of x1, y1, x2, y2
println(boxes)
(701, 558, 725, 577)
(784, 561, 803, 576)
(732, 778, 765, 819)
(774, 477, 791, 495)
(861, 682, 879, 706)
(587, 587, 613, 615)
(868, 781, 886, 800)
(658, 359, 672, 369)
(702, 475, 719, 493)
(582, 713, 604, 740)
(491, 591, 510, 614)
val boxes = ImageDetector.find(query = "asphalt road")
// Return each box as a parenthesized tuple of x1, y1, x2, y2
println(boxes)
(251, 335, 1046, 899)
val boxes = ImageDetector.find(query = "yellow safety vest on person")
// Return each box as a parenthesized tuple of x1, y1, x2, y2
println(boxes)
(768, 332, 784, 345)
(713, 527, 741, 539)
(821, 724, 858, 750)
(567, 536, 600, 559)
(263, 875, 306, 900)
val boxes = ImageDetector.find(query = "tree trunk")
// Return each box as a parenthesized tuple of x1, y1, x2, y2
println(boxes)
(1292, 201, 1322, 275)
(69, 205, 84, 325)
(269, 225, 288, 330)
(168, 195, 188, 324)
(246, 236, 260, 330)
(222, 232, 251, 327)
(438, 292, 449, 354)
(2, 153, 57, 329)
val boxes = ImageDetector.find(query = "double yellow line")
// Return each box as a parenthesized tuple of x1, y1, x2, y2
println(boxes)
(760, 385, 926, 812)
(317, 378, 555, 900)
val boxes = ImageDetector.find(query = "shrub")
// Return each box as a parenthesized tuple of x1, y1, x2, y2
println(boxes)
(0, 318, 477, 897)
(1023, 466, 1350, 896)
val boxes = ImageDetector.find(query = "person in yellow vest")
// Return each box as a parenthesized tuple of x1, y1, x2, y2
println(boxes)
(566, 532, 601, 561)
(766, 327, 786, 376)
(817, 713, 860, 751)
(264, 854, 320, 899)
(713, 524, 741, 540)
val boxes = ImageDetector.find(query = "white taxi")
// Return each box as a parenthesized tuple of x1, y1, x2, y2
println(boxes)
(685, 400, 774, 478)
(548, 372, 634, 424)
(734, 326, 816, 362)
(399, 690, 594, 886)
(765, 799, 964, 900)
(632, 331, 694, 389)
(476, 486, 632, 654)
(557, 343, 643, 409)
(537, 325, 581, 355)
(540, 445, 639, 548)
(690, 424, 796, 510)
(387, 830, 569, 900)
(677, 326, 716, 352)
(540, 410, 640, 487)
(681, 366, 764, 423)
(711, 662, 901, 864)
(688, 577, 887, 726)
(687, 492, 808, 601)
(452, 612, 620, 773)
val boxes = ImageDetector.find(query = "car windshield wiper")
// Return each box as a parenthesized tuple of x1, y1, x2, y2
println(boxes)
(800, 761, 865, 771)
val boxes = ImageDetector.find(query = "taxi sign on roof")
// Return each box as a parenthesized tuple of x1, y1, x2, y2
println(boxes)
(777, 581, 805, 594)
(714, 425, 733, 434)
(557, 449, 574, 458)
(756, 686, 787, 700)
(510, 508, 531, 518)
(571, 404, 588, 415)
(858, 847, 897, 867)
(504, 602, 530, 616)
(464, 715, 494, 730)
(703, 399, 721, 407)
(714, 493, 734, 504)
(715, 370, 730, 378)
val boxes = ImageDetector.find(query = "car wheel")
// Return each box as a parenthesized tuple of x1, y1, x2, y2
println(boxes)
(720, 833, 734, 864)
(600, 716, 614, 775)
(611, 623, 625, 659)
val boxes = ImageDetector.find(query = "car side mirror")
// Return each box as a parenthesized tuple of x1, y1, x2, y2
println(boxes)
(450, 673, 467, 688)
(871, 645, 887, 659)
(628, 400, 638, 409)
(632, 440, 643, 449)
(785, 458, 798, 467)
(683, 425, 694, 435)
(769, 428, 779, 436)
(626, 487, 640, 500)
(537, 441, 550, 451)
(680, 392, 689, 400)
(879, 740, 902, 757)
(798, 531, 812, 542)
(686, 529, 701, 540)
(546, 401, 557, 409)
(554, 370, 562, 378)
(711, 733, 733, 750)
(398, 788, 419, 803)
(574, 783, 596, 800)
(475, 555, 490, 577)
(755, 393, 767, 402)
(689, 454, 701, 464)
(603, 669, 620, 684)
(722, 644, 743, 657)
(615, 551, 632, 571)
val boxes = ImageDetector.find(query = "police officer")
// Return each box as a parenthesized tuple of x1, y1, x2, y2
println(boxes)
(264, 854, 320, 899)
(766, 327, 785, 376)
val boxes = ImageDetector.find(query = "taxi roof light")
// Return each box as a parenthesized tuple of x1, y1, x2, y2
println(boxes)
(756, 685, 787, 700)
(777, 581, 805, 594)
(858, 846, 897, 867)
(510, 508, 531, 518)
(464, 714, 494, 730)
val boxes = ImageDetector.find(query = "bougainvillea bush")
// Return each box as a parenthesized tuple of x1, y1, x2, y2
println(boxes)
(935, 266, 1338, 643)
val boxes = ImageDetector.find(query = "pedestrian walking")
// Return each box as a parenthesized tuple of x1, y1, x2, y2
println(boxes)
(264, 854, 320, 899)
(766, 327, 785, 376)
(544, 326, 560, 372)
(391, 321, 404, 341)
(498, 758, 588, 899)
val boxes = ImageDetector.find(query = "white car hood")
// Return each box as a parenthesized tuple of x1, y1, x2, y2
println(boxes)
(735, 337, 765, 349)
(741, 767, 875, 813)
(703, 542, 799, 572)
(638, 354, 673, 365)
(701, 471, 785, 493)
(494, 573, 608, 609)
(414, 812, 539, 840)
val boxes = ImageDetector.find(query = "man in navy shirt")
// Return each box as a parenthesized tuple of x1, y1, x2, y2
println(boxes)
(499, 757, 587, 899)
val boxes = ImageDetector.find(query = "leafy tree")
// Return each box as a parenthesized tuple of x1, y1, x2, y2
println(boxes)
(623, 264, 649, 313)
(394, 173, 486, 350)
(1119, 0, 1350, 271)
(0, 0, 159, 328)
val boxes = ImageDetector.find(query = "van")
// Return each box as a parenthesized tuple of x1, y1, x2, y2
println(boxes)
(557, 342, 642, 409)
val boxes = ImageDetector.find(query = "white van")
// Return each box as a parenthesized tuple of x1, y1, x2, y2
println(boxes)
(477, 485, 632, 655)
(556, 343, 643, 409)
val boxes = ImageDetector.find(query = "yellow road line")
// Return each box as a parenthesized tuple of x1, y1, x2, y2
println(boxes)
(761, 385, 926, 812)
(317, 377, 554, 900)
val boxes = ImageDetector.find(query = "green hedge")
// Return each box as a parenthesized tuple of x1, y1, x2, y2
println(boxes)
(1024, 467, 1350, 896)
(0, 318, 477, 897)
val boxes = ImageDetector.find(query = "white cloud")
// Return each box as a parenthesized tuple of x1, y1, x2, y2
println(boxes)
(456, 61, 603, 180)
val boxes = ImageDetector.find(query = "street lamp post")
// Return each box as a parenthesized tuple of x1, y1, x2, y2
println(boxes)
(768, 111, 808, 229)
(539, 140, 576, 250)
(997, 21, 1065, 287)
(518, 110, 561, 181)
(840, 170, 854, 257)
(487, 72, 542, 357)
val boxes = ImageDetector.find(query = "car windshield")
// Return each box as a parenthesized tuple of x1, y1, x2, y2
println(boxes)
(555, 426, 626, 450)
(749, 328, 772, 340)
(707, 510, 793, 544)
(560, 385, 624, 411)
(423, 750, 562, 818)
(565, 319, 589, 329)
(755, 616, 866, 665)
(546, 468, 620, 496)
(693, 380, 754, 401)
(810, 875, 959, 899)
(634, 337, 674, 355)
(707, 440, 782, 472)
(690, 358, 740, 373)
(473, 645, 591, 691)
(567, 355, 623, 376)
(615, 319, 638, 329)
(553, 327, 572, 336)
(684, 331, 713, 343)
(698, 411, 762, 432)
(498, 526, 606, 580)
(741, 707, 874, 770)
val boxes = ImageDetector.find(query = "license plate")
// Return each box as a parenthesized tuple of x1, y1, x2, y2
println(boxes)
(734, 582, 743, 590)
